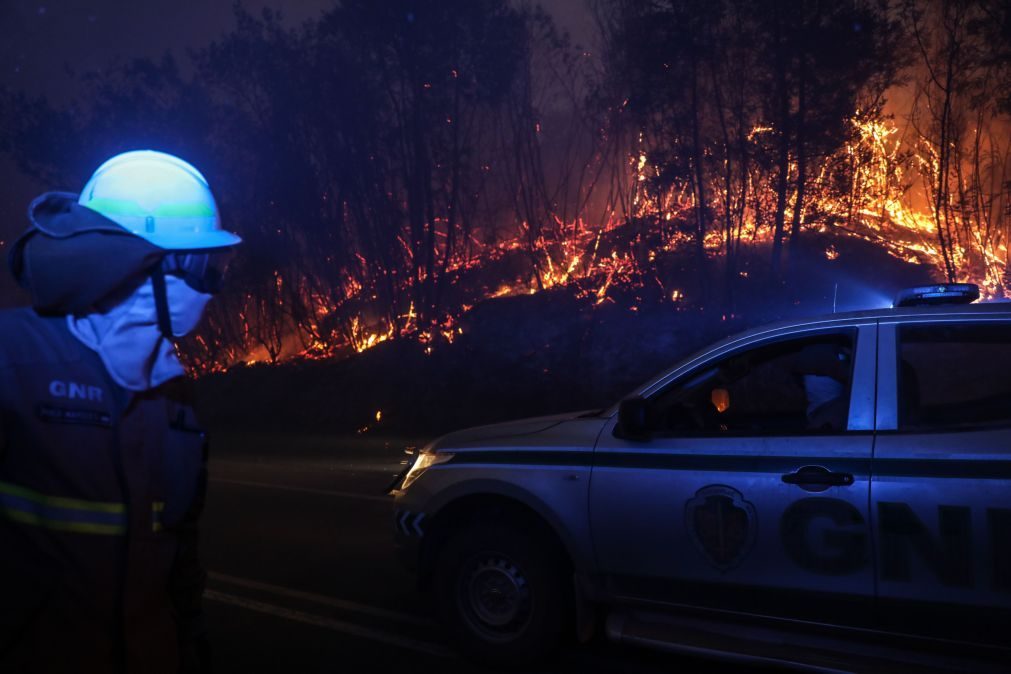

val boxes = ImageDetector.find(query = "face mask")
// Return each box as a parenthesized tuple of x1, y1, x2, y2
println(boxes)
(165, 275, 212, 337)
(67, 278, 187, 391)
(152, 250, 229, 338)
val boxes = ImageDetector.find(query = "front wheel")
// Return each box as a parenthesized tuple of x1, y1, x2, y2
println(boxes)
(434, 519, 571, 667)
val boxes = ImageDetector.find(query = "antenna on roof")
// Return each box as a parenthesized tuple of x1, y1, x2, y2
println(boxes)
(833, 283, 838, 314)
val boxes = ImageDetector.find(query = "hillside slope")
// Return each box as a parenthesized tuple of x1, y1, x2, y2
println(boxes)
(195, 233, 930, 437)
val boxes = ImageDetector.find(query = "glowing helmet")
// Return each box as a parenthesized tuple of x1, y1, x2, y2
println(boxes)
(78, 150, 241, 250)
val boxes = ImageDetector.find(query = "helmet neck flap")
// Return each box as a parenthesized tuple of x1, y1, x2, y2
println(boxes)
(66, 276, 211, 391)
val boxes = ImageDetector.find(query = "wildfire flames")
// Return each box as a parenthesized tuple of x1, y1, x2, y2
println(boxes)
(208, 110, 1008, 373)
(2, 0, 1002, 378)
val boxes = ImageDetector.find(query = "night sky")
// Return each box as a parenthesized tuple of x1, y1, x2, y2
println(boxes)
(0, 2, 323, 291)
(0, 0, 596, 303)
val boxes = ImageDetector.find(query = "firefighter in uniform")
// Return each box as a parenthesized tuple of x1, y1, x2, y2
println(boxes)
(0, 151, 241, 673)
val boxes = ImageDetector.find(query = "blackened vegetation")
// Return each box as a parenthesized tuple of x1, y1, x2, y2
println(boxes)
(196, 232, 923, 436)
(601, 0, 900, 276)
(1, 1, 1009, 430)
(3, 1, 560, 365)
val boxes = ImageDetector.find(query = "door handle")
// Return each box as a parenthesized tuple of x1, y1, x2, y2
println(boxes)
(782, 465, 854, 492)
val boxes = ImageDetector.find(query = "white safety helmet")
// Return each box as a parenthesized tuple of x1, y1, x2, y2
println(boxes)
(78, 150, 241, 250)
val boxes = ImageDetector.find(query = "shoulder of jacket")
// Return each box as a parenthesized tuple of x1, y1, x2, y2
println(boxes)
(0, 308, 81, 366)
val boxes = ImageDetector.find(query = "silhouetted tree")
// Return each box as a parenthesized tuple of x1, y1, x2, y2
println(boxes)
(902, 0, 1011, 289)
(598, 0, 901, 286)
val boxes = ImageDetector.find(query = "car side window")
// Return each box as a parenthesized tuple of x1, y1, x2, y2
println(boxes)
(646, 332, 856, 436)
(898, 322, 1011, 431)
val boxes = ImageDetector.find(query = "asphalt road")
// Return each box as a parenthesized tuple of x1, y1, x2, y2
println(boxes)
(199, 432, 772, 674)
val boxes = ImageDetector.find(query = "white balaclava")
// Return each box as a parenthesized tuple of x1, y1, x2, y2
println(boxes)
(68, 275, 212, 391)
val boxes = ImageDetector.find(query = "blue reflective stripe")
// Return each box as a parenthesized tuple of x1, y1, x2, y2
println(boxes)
(0, 492, 127, 529)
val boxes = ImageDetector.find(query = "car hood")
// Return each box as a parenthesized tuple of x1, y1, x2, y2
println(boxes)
(431, 410, 606, 451)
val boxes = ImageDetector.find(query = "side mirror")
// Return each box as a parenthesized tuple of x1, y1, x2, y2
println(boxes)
(615, 397, 650, 440)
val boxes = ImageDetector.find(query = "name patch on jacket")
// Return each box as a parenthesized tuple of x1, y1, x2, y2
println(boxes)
(37, 404, 112, 428)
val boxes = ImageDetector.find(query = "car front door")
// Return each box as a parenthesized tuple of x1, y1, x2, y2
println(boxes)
(590, 323, 878, 627)
(872, 318, 1011, 646)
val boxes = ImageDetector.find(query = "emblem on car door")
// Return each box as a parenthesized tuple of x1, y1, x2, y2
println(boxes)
(685, 485, 757, 572)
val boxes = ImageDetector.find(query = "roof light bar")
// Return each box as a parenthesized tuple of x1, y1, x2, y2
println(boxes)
(893, 283, 980, 308)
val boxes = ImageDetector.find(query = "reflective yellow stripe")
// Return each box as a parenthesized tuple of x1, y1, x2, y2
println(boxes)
(0, 480, 127, 536)
(0, 480, 125, 514)
(0, 507, 125, 536)
(84, 197, 215, 218)
(152, 501, 165, 532)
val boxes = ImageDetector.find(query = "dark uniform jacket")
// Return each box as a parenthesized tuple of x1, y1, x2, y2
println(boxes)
(0, 193, 207, 673)
(0, 309, 208, 674)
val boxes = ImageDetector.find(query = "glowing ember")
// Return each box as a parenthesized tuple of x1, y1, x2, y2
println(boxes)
(203, 111, 1006, 374)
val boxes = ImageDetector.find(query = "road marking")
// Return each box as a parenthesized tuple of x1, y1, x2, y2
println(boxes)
(208, 571, 432, 627)
(205, 590, 454, 659)
(209, 477, 391, 503)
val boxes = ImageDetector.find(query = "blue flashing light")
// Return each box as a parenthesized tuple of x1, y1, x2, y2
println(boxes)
(893, 283, 980, 308)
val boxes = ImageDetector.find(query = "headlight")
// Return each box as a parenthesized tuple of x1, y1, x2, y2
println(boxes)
(400, 447, 455, 491)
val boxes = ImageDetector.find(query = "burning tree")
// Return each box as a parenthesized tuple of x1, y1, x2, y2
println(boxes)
(900, 0, 1011, 293)
(1, 0, 1009, 372)
(596, 0, 903, 284)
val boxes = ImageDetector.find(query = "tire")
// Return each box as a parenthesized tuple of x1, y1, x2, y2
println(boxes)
(433, 517, 571, 667)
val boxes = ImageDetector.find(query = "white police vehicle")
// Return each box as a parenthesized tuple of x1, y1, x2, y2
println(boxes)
(392, 283, 1011, 672)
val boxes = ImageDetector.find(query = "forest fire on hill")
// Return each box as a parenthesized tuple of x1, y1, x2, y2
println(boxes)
(229, 110, 1009, 371)
(2, 1, 1007, 375)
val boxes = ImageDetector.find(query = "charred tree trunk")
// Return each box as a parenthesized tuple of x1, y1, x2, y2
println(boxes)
(789, 63, 807, 251)
(770, 10, 791, 276)
(689, 51, 710, 279)
(933, 33, 958, 283)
